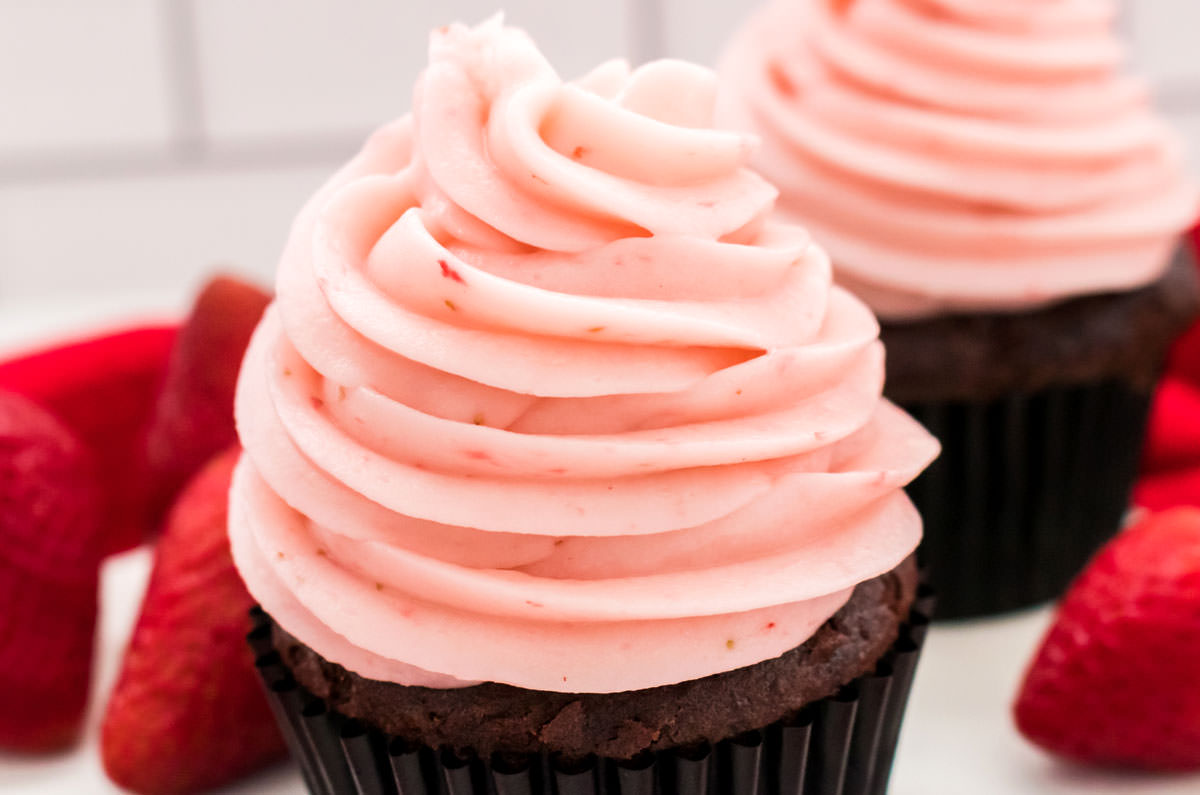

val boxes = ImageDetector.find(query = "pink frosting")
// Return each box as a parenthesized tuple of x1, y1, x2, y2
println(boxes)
(719, 0, 1200, 320)
(228, 18, 939, 694)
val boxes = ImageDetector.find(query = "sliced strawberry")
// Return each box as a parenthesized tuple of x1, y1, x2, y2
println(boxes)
(0, 325, 177, 555)
(142, 277, 270, 528)
(1014, 508, 1200, 770)
(0, 390, 104, 752)
(102, 447, 286, 795)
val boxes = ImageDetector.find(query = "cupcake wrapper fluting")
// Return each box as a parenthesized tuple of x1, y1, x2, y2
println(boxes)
(903, 380, 1152, 619)
(249, 587, 933, 795)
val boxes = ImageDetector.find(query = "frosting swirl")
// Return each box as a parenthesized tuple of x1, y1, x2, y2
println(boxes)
(228, 19, 938, 694)
(719, 0, 1200, 320)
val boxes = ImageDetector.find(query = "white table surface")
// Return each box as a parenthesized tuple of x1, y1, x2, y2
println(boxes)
(1, 298, 1198, 795)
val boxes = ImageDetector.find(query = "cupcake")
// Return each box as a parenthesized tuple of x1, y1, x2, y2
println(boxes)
(230, 18, 939, 795)
(719, 0, 1200, 618)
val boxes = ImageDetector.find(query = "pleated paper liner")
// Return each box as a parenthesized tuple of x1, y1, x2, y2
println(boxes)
(249, 587, 933, 795)
(902, 379, 1152, 620)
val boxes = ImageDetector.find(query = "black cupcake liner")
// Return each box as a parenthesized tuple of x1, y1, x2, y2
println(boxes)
(901, 379, 1152, 620)
(248, 586, 933, 795)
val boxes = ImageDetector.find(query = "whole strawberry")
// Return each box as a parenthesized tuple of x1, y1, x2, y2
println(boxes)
(1164, 227, 1200, 386)
(142, 276, 270, 527)
(1014, 508, 1200, 770)
(0, 389, 104, 752)
(102, 447, 286, 794)
(0, 325, 177, 554)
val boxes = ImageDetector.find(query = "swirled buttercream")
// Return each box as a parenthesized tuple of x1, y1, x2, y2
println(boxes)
(228, 18, 939, 694)
(719, 0, 1199, 320)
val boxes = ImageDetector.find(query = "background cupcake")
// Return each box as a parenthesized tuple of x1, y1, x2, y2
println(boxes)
(719, 0, 1200, 618)
(230, 18, 939, 795)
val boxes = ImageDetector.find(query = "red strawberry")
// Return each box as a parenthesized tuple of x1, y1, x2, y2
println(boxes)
(1165, 228, 1200, 386)
(142, 276, 270, 528)
(1166, 302, 1200, 389)
(1014, 508, 1200, 770)
(1140, 378, 1200, 474)
(1136, 467, 1200, 512)
(0, 389, 104, 752)
(102, 447, 286, 795)
(0, 325, 177, 554)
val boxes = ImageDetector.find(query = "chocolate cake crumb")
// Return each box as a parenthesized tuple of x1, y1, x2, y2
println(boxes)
(272, 558, 918, 760)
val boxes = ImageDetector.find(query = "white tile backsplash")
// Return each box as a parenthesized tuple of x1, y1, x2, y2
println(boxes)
(0, 0, 1198, 310)
(193, 0, 632, 144)
(660, 0, 755, 67)
(0, 0, 172, 156)
(1168, 108, 1200, 182)
(0, 165, 332, 305)
(1130, 0, 1200, 85)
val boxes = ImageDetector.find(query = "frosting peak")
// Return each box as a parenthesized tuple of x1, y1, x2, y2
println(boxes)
(229, 20, 938, 694)
(719, 0, 1199, 320)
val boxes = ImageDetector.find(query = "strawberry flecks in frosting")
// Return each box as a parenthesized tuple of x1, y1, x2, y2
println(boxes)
(438, 260, 466, 284)
(228, 18, 939, 694)
(719, 0, 1200, 320)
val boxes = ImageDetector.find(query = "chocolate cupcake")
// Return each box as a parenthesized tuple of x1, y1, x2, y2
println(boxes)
(719, 0, 1200, 617)
(250, 566, 934, 795)
(230, 18, 939, 795)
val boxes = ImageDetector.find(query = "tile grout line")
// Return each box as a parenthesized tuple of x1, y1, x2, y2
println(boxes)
(1118, 0, 1133, 48)
(0, 134, 365, 188)
(162, 0, 207, 161)
(629, 0, 666, 64)
(1, 0, 1197, 187)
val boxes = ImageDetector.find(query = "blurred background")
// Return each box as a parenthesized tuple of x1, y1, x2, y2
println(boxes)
(0, 0, 1198, 319)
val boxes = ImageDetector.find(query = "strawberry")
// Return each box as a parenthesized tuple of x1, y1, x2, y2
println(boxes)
(0, 389, 104, 752)
(1136, 467, 1200, 512)
(1166, 225, 1200, 382)
(0, 325, 177, 554)
(1167, 309, 1200, 388)
(142, 276, 270, 528)
(1141, 378, 1200, 474)
(1014, 508, 1200, 770)
(1165, 250, 1200, 387)
(102, 447, 286, 795)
